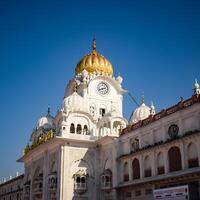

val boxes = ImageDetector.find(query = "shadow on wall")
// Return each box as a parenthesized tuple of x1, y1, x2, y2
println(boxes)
(70, 150, 96, 200)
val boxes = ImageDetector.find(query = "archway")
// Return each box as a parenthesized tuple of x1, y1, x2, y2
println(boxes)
(168, 146, 182, 172)
(132, 158, 140, 179)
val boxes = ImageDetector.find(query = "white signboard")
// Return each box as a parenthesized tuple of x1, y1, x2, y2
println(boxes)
(153, 185, 189, 200)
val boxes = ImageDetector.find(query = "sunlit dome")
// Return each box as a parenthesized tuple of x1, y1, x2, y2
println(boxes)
(75, 39, 113, 76)
(36, 107, 54, 130)
(130, 97, 150, 124)
(62, 92, 89, 113)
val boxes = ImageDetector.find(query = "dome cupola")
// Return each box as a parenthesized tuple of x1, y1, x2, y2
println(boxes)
(75, 39, 113, 76)
(130, 96, 151, 124)
(36, 106, 54, 130)
(62, 92, 89, 113)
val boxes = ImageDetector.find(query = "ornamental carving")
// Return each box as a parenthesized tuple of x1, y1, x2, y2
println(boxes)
(168, 124, 179, 139)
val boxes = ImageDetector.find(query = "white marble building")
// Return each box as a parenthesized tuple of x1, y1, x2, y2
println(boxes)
(1, 40, 200, 200)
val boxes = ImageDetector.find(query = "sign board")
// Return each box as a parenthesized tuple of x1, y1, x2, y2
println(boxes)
(153, 185, 189, 200)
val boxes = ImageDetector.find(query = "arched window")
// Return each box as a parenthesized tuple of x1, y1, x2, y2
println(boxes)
(32, 167, 43, 197)
(81, 177, 85, 184)
(144, 156, 151, 177)
(48, 161, 57, 191)
(168, 146, 182, 172)
(132, 158, 140, 179)
(74, 173, 87, 193)
(70, 123, 75, 133)
(83, 125, 89, 135)
(76, 124, 82, 134)
(24, 174, 31, 198)
(76, 176, 80, 183)
(101, 169, 112, 189)
(157, 152, 165, 175)
(188, 143, 199, 168)
(123, 162, 129, 182)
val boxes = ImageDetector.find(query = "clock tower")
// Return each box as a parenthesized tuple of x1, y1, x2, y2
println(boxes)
(61, 39, 127, 137)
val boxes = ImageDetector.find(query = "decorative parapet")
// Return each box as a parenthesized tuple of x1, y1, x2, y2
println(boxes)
(23, 129, 55, 156)
(121, 94, 200, 136)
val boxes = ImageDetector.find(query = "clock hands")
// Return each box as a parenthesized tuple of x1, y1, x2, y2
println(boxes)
(97, 82, 109, 94)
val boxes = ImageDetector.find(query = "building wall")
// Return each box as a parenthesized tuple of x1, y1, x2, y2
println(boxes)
(0, 175, 24, 200)
(117, 102, 200, 200)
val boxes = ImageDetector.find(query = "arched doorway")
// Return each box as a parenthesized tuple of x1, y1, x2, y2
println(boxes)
(168, 146, 182, 172)
(132, 158, 140, 179)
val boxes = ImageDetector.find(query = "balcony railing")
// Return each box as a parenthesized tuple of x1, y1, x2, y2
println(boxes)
(101, 181, 112, 189)
(74, 182, 86, 190)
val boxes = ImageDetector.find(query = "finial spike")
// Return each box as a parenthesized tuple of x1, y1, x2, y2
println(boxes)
(150, 101, 156, 115)
(47, 104, 50, 115)
(141, 94, 145, 104)
(74, 81, 78, 92)
(194, 78, 200, 95)
(92, 38, 96, 50)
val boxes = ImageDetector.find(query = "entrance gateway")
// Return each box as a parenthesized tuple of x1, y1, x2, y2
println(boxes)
(153, 185, 189, 200)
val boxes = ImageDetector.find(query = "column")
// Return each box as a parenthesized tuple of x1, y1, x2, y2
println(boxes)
(152, 151, 156, 176)
(183, 141, 188, 169)
(30, 160, 34, 200)
(178, 118, 184, 136)
(180, 142, 186, 170)
(197, 137, 200, 165)
(139, 155, 144, 178)
(58, 145, 65, 200)
(164, 150, 169, 173)
(43, 150, 48, 200)
(112, 139, 119, 200)
(129, 159, 133, 181)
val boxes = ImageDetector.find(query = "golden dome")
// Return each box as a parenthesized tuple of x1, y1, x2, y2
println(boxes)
(75, 39, 113, 76)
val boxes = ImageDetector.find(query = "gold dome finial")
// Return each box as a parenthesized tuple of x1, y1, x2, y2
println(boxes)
(92, 38, 96, 50)
(75, 40, 113, 76)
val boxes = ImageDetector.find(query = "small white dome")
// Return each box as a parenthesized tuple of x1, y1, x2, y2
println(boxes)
(36, 114, 54, 130)
(194, 79, 200, 95)
(62, 92, 89, 113)
(130, 102, 150, 124)
(116, 75, 123, 84)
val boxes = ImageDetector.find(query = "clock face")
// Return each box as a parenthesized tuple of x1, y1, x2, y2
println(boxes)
(97, 82, 109, 95)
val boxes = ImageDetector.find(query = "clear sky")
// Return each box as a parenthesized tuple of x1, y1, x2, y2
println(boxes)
(0, 0, 200, 179)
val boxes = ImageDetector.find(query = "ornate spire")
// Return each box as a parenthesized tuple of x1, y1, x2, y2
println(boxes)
(47, 104, 51, 115)
(150, 101, 156, 115)
(141, 94, 145, 104)
(74, 81, 78, 92)
(92, 38, 96, 51)
(194, 78, 200, 95)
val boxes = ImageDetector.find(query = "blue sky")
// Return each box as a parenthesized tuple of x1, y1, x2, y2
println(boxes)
(0, 0, 200, 179)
